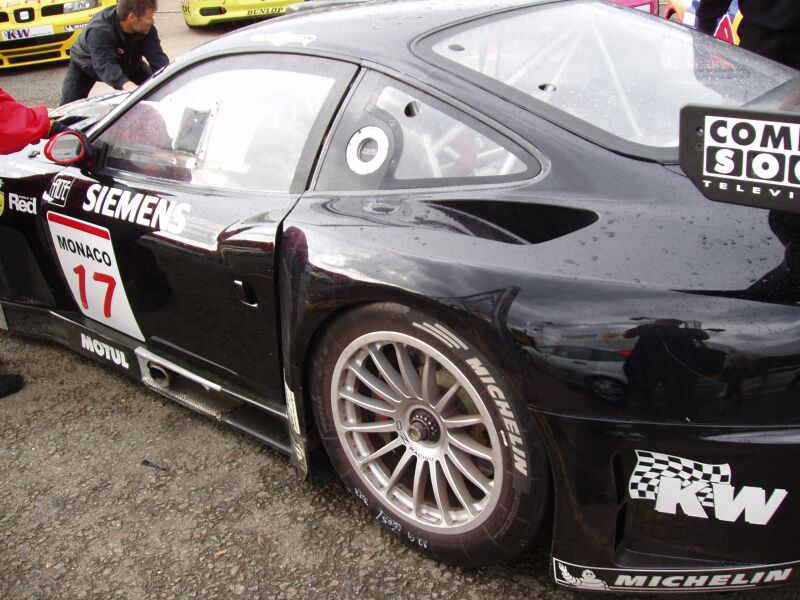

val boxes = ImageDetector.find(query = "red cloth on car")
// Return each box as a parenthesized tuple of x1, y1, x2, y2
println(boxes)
(0, 87, 50, 155)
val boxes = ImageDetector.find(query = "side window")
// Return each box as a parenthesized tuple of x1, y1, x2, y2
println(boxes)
(98, 54, 353, 193)
(316, 72, 537, 192)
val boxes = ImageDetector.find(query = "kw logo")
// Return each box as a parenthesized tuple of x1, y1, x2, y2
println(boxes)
(5, 29, 31, 40)
(629, 450, 787, 525)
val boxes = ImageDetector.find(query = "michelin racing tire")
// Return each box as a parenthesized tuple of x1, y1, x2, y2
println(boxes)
(310, 303, 550, 567)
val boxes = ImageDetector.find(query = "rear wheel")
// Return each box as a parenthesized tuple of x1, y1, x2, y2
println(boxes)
(310, 303, 550, 566)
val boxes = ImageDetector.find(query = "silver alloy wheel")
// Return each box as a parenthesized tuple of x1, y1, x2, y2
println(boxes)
(331, 331, 503, 534)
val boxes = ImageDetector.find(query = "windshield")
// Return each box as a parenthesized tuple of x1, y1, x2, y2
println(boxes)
(421, 1, 796, 155)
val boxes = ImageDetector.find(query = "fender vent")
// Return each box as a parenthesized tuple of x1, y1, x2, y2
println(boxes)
(433, 200, 598, 245)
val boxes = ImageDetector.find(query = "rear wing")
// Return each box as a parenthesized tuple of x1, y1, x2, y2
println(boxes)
(680, 106, 800, 214)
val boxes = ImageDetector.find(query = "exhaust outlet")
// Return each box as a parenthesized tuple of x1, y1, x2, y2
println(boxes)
(148, 362, 172, 387)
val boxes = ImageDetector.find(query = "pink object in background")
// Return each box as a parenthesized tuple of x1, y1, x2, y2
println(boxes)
(610, 0, 658, 14)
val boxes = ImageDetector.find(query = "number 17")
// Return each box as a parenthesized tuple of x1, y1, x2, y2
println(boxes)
(73, 264, 117, 318)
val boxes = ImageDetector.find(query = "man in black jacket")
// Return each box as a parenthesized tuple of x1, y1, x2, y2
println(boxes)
(696, 0, 800, 69)
(59, 0, 169, 105)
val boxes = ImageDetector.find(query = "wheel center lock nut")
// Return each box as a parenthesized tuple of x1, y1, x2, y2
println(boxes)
(407, 409, 440, 443)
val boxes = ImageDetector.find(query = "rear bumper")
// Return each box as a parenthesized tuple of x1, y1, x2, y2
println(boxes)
(180, 0, 292, 27)
(542, 411, 800, 592)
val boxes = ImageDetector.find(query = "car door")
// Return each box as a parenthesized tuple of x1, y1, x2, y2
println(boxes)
(43, 52, 357, 400)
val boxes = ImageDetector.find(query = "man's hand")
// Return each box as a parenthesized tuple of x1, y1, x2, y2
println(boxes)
(122, 81, 138, 91)
(48, 120, 72, 138)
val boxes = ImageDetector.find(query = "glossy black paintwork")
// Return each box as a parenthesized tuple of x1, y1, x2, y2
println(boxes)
(0, 156, 68, 307)
(276, 47, 800, 573)
(0, 0, 798, 585)
(47, 167, 291, 399)
(281, 193, 797, 425)
(278, 181, 799, 574)
(542, 415, 800, 568)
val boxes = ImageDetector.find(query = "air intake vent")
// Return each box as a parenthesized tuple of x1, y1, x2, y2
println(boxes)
(433, 200, 598, 245)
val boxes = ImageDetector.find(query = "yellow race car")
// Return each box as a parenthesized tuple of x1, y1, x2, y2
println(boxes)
(181, 0, 297, 27)
(0, 0, 116, 69)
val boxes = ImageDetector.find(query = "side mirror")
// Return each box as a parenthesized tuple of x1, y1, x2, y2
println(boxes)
(44, 130, 88, 165)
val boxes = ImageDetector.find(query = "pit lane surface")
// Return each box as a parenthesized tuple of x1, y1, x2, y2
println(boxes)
(2, 4, 800, 598)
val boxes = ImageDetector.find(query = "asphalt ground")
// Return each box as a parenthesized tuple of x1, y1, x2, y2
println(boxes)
(2, 2, 800, 599)
(6, 333, 800, 600)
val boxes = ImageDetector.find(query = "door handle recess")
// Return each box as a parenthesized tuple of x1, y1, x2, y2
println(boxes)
(233, 280, 259, 308)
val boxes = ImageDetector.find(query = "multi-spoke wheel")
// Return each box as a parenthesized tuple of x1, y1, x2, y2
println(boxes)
(311, 303, 550, 566)
(331, 328, 503, 534)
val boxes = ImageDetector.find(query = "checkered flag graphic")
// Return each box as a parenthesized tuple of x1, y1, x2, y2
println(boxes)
(629, 450, 731, 507)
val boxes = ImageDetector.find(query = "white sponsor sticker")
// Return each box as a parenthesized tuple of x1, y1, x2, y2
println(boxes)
(79, 333, 130, 370)
(48, 212, 144, 341)
(2, 25, 54, 41)
(702, 115, 800, 187)
(346, 126, 389, 175)
(680, 107, 800, 212)
(83, 184, 190, 235)
(284, 379, 301, 436)
(554, 558, 796, 592)
(44, 176, 74, 207)
(8, 192, 36, 215)
(629, 450, 787, 525)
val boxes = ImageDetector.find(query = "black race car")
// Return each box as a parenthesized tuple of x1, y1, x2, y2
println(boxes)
(2, 0, 800, 593)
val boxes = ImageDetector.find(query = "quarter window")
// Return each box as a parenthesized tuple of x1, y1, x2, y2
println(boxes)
(316, 72, 536, 191)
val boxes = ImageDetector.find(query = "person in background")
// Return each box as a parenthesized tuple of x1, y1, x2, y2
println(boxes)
(695, 0, 800, 69)
(59, 0, 168, 105)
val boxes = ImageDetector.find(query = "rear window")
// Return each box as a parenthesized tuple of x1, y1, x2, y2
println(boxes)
(417, 0, 796, 159)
